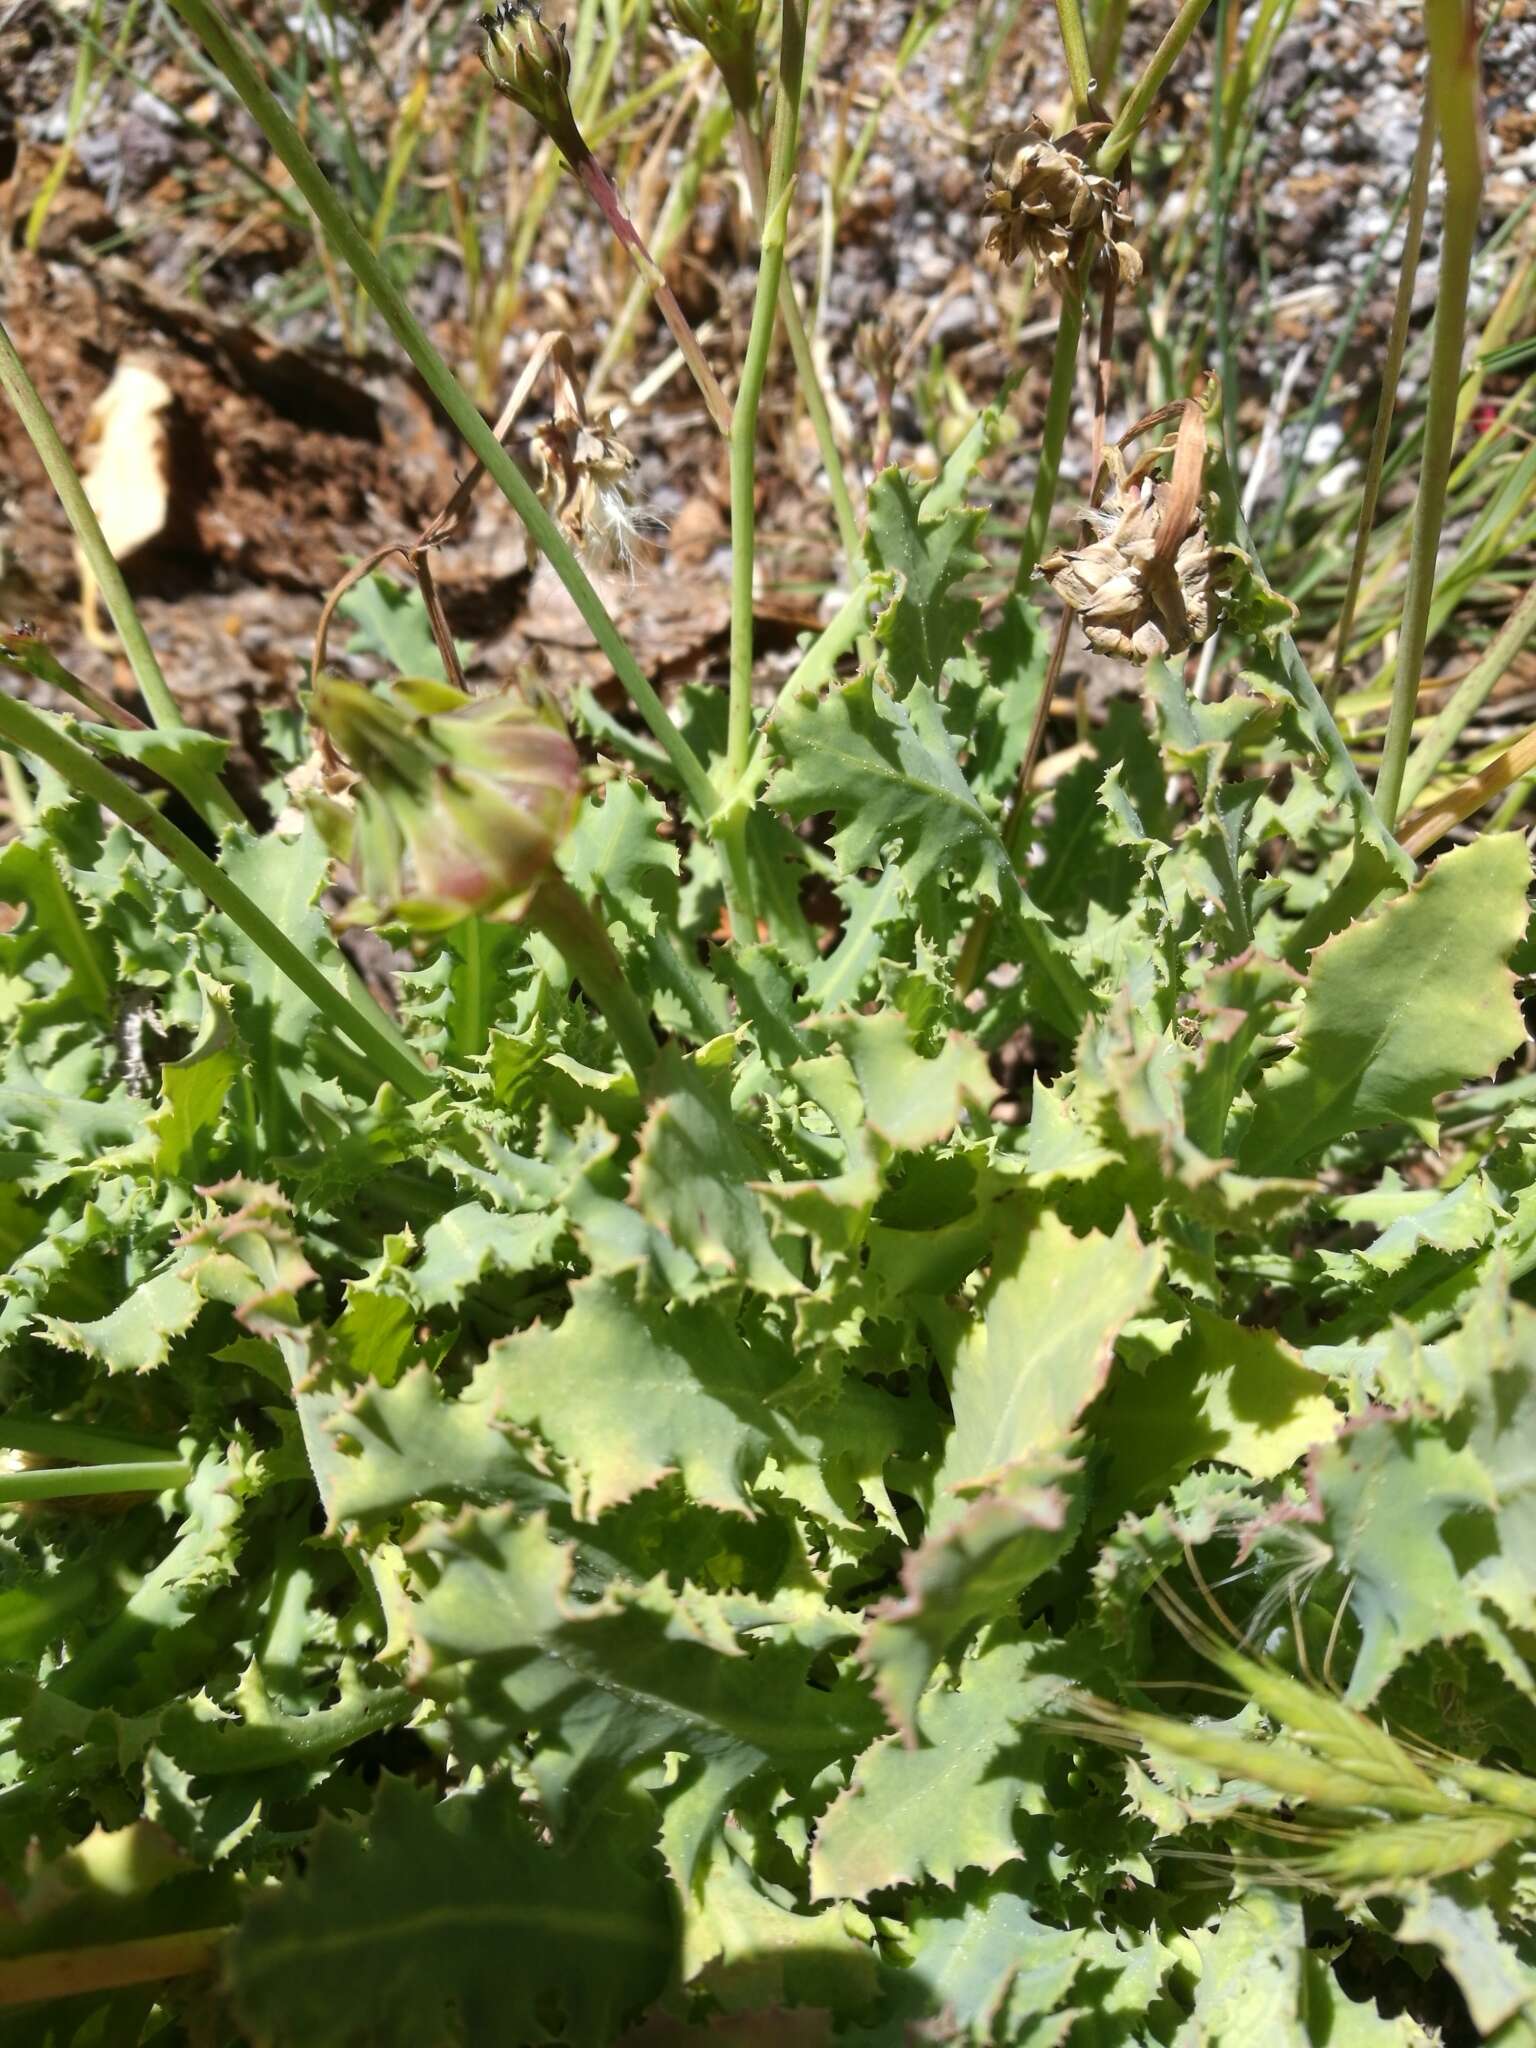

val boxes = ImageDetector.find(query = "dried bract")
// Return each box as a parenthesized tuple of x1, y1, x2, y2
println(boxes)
(983, 117, 1140, 291)
(531, 351, 653, 570)
(1042, 450, 1231, 664)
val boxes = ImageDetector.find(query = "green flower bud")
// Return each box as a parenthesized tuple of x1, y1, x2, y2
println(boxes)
(666, 0, 762, 112)
(479, 1, 588, 162)
(307, 675, 581, 932)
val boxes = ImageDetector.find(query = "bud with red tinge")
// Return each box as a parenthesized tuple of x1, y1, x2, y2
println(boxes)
(479, 1, 588, 162)
(305, 675, 581, 932)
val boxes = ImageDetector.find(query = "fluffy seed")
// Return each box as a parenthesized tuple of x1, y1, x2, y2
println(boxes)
(530, 350, 654, 570)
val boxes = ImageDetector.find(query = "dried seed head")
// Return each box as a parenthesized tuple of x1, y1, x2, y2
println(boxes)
(530, 349, 655, 570)
(479, 1, 587, 161)
(533, 414, 648, 567)
(306, 675, 581, 932)
(1042, 449, 1231, 664)
(854, 314, 899, 394)
(665, 0, 762, 113)
(983, 117, 1140, 291)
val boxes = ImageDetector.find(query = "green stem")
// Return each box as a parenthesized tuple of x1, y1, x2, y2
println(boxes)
(0, 1459, 192, 1504)
(1326, 90, 1435, 706)
(166, 0, 718, 832)
(1374, 4, 1481, 829)
(0, 693, 435, 1103)
(0, 1417, 178, 1464)
(1096, 0, 1215, 173)
(0, 1417, 175, 1466)
(726, 0, 807, 790)
(1208, 0, 1241, 474)
(1092, 0, 1132, 81)
(733, 105, 862, 575)
(1, 632, 145, 730)
(451, 918, 489, 1061)
(0, 318, 242, 831)
(1055, 0, 1096, 120)
(1013, 274, 1086, 591)
(955, 603, 1072, 997)
(717, 577, 875, 816)
(527, 874, 658, 1086)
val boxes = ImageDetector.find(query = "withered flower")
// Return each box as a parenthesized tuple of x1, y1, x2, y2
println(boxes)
(984, 117, 1140, 291)
(1042, 448, 1232, 664)
(305, 675, 581, 932)
(480, 1, 588, 162)
(530, 349, 653, 569)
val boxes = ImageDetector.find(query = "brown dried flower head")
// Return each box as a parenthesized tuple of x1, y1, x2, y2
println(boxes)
(984, 117, 1140, 291)
(531, 353, 652, 569)
(853, 315, 899, 393)
(1042, 442, 1231, 665)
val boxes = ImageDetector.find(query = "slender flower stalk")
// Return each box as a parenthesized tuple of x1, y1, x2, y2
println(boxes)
(0, 318, 242, 831)
(0, 1458, 192, 1505)
(1095, 0, 1215, 174)
(725, 0, 807, 789)
(732, 107, 862, 572)
(1054, 0, 1096, 122)
(573, 156, 734, 437)
(481, 1, 733, 437)
(665, 0, 859, 565)
(1, 630, 146, 731)
(525, 872, 660, 1085)
(591, 92, 737, 393)
(715, 576, 876, 816)
(1208, 0, 1240, 476)
(1374, 0, 1482, 829)
(0, 1417, 178, 1463)
(0, 692, 436, 1104)
(1013, 271, 1086, 590)
(1326, 90, 1436, 707)
(954, 601, 1074, 999)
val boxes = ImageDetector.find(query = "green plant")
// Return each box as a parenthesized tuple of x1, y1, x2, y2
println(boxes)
(2, 1, 1536, 2044)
